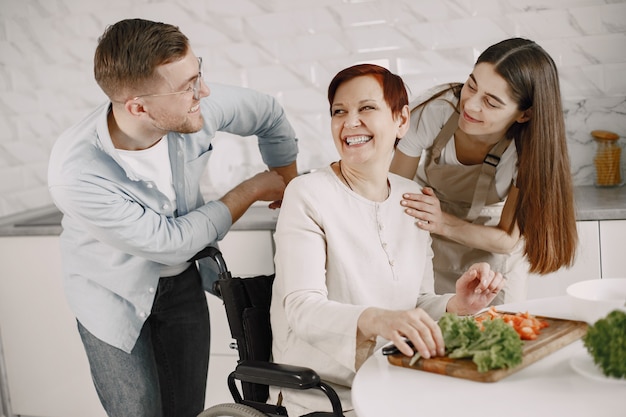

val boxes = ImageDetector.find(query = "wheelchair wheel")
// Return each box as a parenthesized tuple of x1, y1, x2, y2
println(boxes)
(198, 402, 268, 417)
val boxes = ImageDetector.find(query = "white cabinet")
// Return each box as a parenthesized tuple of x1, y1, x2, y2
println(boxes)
(599, 220, 626, 278)
(0, 235, 106, 417)
(0, 230, 275, 416)
(527, 219, 626, 299)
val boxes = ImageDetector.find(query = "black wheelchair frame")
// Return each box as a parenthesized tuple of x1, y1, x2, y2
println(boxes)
(194, 247, 345, 417)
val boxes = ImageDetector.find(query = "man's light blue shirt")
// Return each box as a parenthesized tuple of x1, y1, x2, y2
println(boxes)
(48, 83, 298, 353)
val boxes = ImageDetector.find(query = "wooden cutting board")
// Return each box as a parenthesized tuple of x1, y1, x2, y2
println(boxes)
(387, 315, 588, 382)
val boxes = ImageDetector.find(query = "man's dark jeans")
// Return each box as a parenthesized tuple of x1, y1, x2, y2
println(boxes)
(78, 265, 210, 417)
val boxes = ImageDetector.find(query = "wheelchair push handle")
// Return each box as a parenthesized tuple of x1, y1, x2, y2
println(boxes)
(187, 246, 232, 296)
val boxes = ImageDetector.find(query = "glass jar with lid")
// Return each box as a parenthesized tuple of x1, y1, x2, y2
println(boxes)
(592, 130, 622, 187)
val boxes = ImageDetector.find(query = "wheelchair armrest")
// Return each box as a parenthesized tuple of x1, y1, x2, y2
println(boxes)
(229, 360, 345, 416)
(234, 360, 321, 390)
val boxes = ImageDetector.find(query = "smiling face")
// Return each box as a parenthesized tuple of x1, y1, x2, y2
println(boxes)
(459, 62, 529, 142)
(330, 75, 408, 167)
(134, 51, 209, 134)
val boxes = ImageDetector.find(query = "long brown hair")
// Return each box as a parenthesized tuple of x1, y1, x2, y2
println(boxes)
(414, 39, 578, 274)
(94, 18, 189, 102)
(480, 38, 577, 274)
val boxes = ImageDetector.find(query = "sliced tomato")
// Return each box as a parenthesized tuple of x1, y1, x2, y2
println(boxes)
(475, 308, 549, 340)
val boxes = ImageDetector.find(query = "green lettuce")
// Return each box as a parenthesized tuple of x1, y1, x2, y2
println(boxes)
(439, 313, 524, 373)
(583, 309, 626, 379)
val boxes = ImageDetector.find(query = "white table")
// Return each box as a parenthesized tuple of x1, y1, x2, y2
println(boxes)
(352, 296, 624, 417)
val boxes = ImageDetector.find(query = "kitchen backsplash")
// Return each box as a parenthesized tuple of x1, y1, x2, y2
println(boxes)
(0, 0, 625, 218)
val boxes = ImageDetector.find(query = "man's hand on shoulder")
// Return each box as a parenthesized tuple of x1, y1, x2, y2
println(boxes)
(220, 170, 287, 223)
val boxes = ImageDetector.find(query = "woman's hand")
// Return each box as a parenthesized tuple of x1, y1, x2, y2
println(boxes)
(401, 187, 447, 235)
(402, 187, 522, 254)
(447, 262, 505, 315)
(357, 307, 445, 359)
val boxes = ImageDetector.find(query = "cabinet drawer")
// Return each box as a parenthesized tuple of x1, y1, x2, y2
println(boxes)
(599, 220, 626, 278)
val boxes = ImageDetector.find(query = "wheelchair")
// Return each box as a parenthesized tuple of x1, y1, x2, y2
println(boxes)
(194, 246, 345, 417)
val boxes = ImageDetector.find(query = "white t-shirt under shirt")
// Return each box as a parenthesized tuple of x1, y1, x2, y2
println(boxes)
(117, 137, 189, 277)
(397, 88, 518, 200)
(116, 137, 177, 203)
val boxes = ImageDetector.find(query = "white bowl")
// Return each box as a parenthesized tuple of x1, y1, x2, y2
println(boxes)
(566, 278, 626, 324)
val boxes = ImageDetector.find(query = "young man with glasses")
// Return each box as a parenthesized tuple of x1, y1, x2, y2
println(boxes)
(48, 18, 298, 417)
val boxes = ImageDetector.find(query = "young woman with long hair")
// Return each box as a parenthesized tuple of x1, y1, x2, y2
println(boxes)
(390, 38, 578, 303)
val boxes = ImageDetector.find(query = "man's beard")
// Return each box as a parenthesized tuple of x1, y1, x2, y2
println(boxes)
(151, 112, 204, 134)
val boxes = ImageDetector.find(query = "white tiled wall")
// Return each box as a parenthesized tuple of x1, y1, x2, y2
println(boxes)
(0, 0, 625, 218)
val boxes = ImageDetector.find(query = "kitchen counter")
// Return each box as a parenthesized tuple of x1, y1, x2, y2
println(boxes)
(0, 185, 624, 236)
(0, 204, 279, 236)
(572, 185, 626, 220)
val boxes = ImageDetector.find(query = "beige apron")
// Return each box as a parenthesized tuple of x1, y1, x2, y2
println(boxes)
(417, 112, 529, 304)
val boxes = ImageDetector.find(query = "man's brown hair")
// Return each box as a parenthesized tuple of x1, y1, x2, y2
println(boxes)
(94, 18, 189, 102)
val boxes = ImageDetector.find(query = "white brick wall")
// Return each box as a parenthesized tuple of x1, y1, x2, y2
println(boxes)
(0, 0, 625, 218)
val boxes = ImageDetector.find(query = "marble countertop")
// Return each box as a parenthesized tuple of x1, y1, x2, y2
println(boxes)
(0, 185, 624, 237)
(0, 204, 280, 236)
(572, 185, 626, 221)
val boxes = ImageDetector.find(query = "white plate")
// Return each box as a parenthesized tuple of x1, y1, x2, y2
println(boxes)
(570, 353, 626, 384)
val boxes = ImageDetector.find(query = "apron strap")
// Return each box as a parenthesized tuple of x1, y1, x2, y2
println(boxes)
(466, 136, 513, 221)
(430, 112, 460, 163)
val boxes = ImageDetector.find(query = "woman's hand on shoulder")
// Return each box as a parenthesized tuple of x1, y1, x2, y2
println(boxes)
(401, 187, 447, 234)
(358, 307, 445, 359)
(447, 262, 505, 315)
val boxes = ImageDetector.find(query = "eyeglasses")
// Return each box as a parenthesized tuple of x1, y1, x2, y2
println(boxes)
(133, 57, 203, 101)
